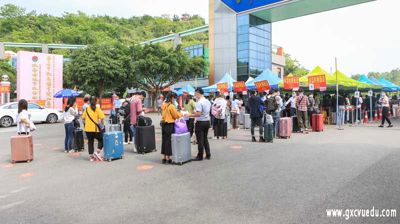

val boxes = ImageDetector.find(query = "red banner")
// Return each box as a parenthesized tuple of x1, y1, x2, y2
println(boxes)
(100, 98, 113, 110)
(0, 85, 10, 93)
(233, 81, 247, 92)
(308, 75, 327, 90)
(217, 82, 228, 93)
(283, 76, 300, 90)
(254, 80, 271, 92)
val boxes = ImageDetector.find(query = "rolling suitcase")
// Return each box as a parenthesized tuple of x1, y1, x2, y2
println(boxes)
(279, 117, 292, 138)
(244, 114, 251, 129)
(103, 131, 124, 161)
(74, 129, 84, 152)
(312, 114, 324, 132)
(330, 112, 337, 125)
(292, 116, 301, 133)
(171, 132, 192, 165)
(239, 111, 245, 125)
(135, 125, 156, 154)
(263, 123, 274, 143)
(10, 135, 34, 163)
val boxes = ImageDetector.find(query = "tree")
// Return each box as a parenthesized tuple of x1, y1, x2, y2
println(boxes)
(64, 43, 130, 99)
(284, 53, 309, 77)
(128, 44, 204, 108)
(0, 4, 26, 18)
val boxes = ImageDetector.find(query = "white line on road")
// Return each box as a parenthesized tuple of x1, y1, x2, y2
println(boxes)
(0, 201, 25, 212)
(10, 186, 29, 194)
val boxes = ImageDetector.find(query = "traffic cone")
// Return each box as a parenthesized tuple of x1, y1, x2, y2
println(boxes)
(363, 111, 368, 124)
(374, 110, 378, 122)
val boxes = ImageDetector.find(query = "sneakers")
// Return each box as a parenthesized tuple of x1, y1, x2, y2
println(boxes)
(379, 125, 384, 128)
(388, 124, 393, 128)
(252, 137, 257, 142)
(89, 155, 95, 162)
(123, 142, 128, 145)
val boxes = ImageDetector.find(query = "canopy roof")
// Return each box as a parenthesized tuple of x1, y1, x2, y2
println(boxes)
(203, 73, 236, 93)
(379, 78, 400, 91)
(299, 66, 337, 86)
(246, 69, 281, 90)
(176, 84, 195, 96)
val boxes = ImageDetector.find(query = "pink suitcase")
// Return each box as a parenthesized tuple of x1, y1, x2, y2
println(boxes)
(10, 135, 34, 163)
(279, 117, 292, 138)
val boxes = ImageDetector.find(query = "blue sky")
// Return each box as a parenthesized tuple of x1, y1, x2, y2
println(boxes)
(1, 0, 399, 76)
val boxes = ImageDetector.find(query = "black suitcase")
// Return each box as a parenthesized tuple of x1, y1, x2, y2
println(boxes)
(135, 125, 156, 154)
(292, 116, 301, 133)
(74, 129, 84, 151)
(137, 116, 152, 127)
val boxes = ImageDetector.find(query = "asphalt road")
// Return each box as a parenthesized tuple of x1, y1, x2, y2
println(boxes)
(0, 116, 399, 224)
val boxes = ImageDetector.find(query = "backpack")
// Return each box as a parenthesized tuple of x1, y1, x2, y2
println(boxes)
(137, 116, 152, 126)
(266, 96, 278, 113)
(212, 103, 223, 119)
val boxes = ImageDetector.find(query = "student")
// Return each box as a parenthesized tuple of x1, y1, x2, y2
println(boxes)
(308, 94, 315, 127)
(82, 96, 105, 162)
(212, 92, 227, 139)
(184, 95, 196, 137)
(161, 92, 182, 164)
(379, 92, 393, 128)
(82, 95, 90, 113)
(130, 90, 145, 149)
(266, 90, 282, 137)
(187, 88, 212, 161)
(63, 98, 78, 153)
(296, 89, 309, 133)
(120, 100, 133, 144)
(285, 92, 297, 117)
(231, 95, 240, 130)
(16, 99, 31, 135)
(248, 90, 264, 142)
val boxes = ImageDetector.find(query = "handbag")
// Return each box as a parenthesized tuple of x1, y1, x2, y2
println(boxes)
(85, 108, 105, 133)
(174, 118, 188, 134)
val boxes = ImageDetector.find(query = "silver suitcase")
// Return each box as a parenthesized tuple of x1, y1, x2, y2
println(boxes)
(239, 111, 245, 125)
(244, 114, 251, 129)
(171, 133, 192, 165)
(105, 118, 121, 132)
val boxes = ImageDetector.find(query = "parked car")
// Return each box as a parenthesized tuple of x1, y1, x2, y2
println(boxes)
(0, 102, 63, 128)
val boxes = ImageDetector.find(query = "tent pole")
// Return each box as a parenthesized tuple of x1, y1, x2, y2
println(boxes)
(335, 57, 339, 129)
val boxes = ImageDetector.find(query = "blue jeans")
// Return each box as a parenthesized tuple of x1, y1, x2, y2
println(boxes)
(130, 125, 137, 142)
(272, 112, 280, 137)
(337, 106, 345, 127)
(64, 122, 75, 151)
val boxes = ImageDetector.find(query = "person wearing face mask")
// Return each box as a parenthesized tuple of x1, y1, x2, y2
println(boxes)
(161, 92, 182, 164)
(379, 92, 393, 128)
(186, 88, 212, 161)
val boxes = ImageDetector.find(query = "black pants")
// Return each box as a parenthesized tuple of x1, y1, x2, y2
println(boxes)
(213, 118, 225, 137)
(123, 121, 133, 143)
(86, 132, 103, 155)
(186, 118, 195, 137)
(161, 123, 174, 156)
(250, 117, 263, 137)
(195, 121, 211, 158)
(381, 107, 392, 125)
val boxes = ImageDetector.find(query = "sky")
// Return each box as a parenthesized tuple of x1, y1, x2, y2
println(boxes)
(1, 0, 399, 76)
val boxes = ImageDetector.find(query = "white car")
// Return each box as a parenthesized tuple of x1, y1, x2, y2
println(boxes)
(0, 102, 63, 128)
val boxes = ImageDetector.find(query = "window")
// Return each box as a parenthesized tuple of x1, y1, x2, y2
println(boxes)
(28, 104, 41, 109)
(7, 103, 18, 109)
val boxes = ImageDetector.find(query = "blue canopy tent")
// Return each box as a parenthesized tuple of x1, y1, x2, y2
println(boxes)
(202, 73, 236, 93)
(358, 75, 379, 86)
(379, 78, 400, 91)
(369, 77, 397, 92)
(246, 69, 281, 90)
(175, 84, 196, 96)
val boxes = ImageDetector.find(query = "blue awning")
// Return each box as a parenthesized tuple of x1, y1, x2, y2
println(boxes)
(246, 69, 281, 90)
(203, 73, 236, 93)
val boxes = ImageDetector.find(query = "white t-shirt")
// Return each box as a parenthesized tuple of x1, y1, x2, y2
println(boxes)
(17, 110, 30, 133)
(63, 107, 77, 124)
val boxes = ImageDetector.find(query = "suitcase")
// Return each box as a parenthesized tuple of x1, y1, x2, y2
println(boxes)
(244, 114, 251, 129)
(330, 112, 337, 125)
(10, 135, 34, 163)
(292, 116, 301, 133)
(239, 111, 245, 125)
(171, 133, 192, 165)
(74, 129, 84, 151)
(103, 131, 124, 161)
(312, 114, 324, 132)
(263, 123, 274, 143)
(135, 125, 156, 154)
(279, 117, 292, 138)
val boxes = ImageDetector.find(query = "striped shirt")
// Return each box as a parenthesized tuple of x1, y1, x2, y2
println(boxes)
(296, 95, 309, 112)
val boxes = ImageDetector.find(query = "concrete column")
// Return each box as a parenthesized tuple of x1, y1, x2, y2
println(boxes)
(42, 44, 49, 54)
(0, 42, 5, 60)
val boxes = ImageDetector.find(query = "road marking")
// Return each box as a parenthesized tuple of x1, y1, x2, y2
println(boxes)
(2, 164, 14, 169)
(137, 165, 154, 171)
(230, 145, 243, 150)
(10, 186, 29, 194)
(20, 172, 35, 178)
(0, 201, 25, 211)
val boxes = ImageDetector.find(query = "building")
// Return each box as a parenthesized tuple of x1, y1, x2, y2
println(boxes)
(208, 0, 376, 84)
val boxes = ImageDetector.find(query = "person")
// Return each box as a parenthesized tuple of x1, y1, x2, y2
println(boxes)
(111, 94, 122, 124)
(16, 99, 31, 135)
(266, 90, 282, 137)
(120, 100, 133, 144)
(225, 96, 232, 131)
(82, 95, 90, 113)
(308, 93, 315, 127)
(184, 95, 196, 137)
(337, 94, 346, 130)
(161, 92, 182, 164)
(285, 92, 297, 117)
(187, 88, 212, 161)
(212, 92, 227, 139)
(379, 92, 393, 128)
(82, 96, 105, 162)
(282, 93, 290, 117)
(130, 90, 145, 150)
(296, 89, 309, 133)
(248, 90, 264, 142)
(63, 98, 78, 153)
(231, 95, 240, 129)
(344, 94, 351, 123)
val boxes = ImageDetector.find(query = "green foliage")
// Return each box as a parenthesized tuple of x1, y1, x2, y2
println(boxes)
(64, 43, 130, 98)
(284, 53, 309, 77)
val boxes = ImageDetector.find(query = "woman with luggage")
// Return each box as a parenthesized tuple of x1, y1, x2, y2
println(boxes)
(16, 99, 31, 135)
(82, 96, 105, 162)
(161, 92, 182, 164)
(63, 98, 78, 153)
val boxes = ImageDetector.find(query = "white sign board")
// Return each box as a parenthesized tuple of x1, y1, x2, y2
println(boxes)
(368, 90, 373, 97)
(309, 84, 315, 91)
(354, 91, 360, 98)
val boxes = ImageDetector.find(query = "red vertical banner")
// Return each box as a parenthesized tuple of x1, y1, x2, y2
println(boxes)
(283, 76, 300, 90)
(233, 81, 247, 92)
(100, 98, 113, 110)
(254, 80, 271, 92)
(308, 75, 326, 90)
(217, 82, 229, 93)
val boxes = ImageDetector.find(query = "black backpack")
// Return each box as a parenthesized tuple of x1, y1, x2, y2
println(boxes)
(137, 116, 152, 126)
(266, 96, 278, 113)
